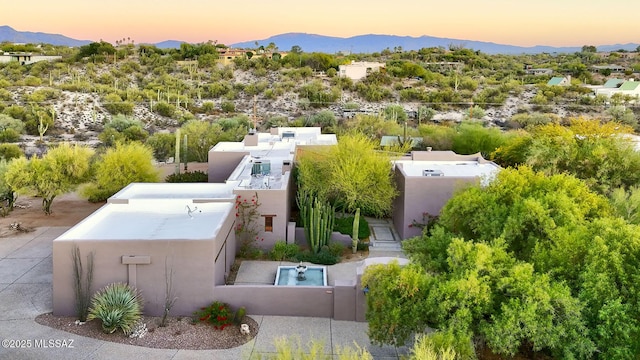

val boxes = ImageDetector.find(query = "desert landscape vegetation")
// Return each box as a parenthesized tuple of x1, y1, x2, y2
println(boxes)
(2, 39, 640, 359)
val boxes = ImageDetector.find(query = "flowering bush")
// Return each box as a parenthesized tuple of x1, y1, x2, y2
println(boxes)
(235, 192, 263, 257)
(193, 301, 234, 330)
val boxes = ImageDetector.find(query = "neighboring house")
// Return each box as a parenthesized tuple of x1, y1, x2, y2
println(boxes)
(616, 80, 640, 98)
(547, 76, 571, 86)
(594, 79, 640, 99)
(208, 127, 337, 247)
(392, 151, 501, 239)
(0, 52, 62, 65)
(592, 64, 627, 73)
(338, 61, 385, 81)
(592, 78, 626, 97)
(525, 68, 553, 76)
(216, 47, 246, 65)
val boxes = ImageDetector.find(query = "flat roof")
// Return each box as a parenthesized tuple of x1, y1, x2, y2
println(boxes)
(109, 182, 236, 202)
(56, 200, 233, 241)
(397, 160, 500, 178)
(211, 127, 336, 191)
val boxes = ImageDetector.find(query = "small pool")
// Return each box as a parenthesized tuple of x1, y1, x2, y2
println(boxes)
(274, 265, 327, 286)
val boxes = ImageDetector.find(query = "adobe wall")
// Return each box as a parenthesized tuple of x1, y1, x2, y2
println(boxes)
(52, 214, 236, 317)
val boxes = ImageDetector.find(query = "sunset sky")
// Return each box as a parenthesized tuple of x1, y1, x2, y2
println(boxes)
(4, 0, 639, 48)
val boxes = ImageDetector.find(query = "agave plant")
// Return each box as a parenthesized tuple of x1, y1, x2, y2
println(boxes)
(87, 282, 143, 335)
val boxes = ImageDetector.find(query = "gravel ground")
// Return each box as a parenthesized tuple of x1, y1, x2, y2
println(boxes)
(35, 313, 259, 350)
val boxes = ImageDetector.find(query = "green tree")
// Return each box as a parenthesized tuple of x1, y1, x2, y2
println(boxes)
(5, 144, 93, 214)
(179, 120, 234, 163)
(383, 104, 408, 124)
(145, 132, 176, 163)
(82, 142, 159, 202)
(525, 119, 640, 195)
(297, 133, 397, 217)
(451, 122, 508, 158)
(306, 110, 337, 130)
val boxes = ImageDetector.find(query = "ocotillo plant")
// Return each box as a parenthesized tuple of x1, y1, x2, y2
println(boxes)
(297, 192, 335, 254)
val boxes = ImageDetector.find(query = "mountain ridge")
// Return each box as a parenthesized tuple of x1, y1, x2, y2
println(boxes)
(1, 25, 638, 55)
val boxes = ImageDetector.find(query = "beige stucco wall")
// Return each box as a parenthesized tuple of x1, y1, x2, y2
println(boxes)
(393, 165, 480, 239)
(234, 177, 291, 250)
(208, 151, 249, 183)
(52, 212, 236, 317)
(214, 285, 335, 318)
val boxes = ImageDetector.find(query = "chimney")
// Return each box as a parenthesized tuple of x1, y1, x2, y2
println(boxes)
(282, 160, 292, 175)
(243, 130, 258, 146)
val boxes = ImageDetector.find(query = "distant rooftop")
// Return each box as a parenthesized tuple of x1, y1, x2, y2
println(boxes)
(398, 160, 500, 177)
(56, 200, 233, 241)
(211, 127, 336, 190)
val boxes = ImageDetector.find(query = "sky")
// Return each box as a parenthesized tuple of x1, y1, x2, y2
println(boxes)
(3, 0, 639, 47)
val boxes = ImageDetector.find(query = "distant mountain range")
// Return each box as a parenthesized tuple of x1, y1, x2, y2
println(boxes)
(232, 33, 640, 55)
(1, 25, 638, 55)
(0, 25, 91, 47)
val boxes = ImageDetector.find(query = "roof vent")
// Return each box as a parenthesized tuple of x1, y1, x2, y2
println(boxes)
(423, 169, 444, 177)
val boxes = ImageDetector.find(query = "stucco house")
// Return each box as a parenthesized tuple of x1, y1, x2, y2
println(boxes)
(338, 61, 386, 81)
(53, 128, 337, 317)
(208, 127, 337, 248)
(0, 52, 62, 65)
(392, 151, 501, 239)
(547, 76, 571, 86)
(53, 183, 239, 317)
(593, 79, 640, 99)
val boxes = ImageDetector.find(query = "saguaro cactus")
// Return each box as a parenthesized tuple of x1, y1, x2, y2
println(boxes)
(352, 208, 360, 254)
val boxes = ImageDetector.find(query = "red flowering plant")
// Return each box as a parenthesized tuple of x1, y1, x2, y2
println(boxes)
(193, 301, 234, 330)
(235, 192, 263, 257)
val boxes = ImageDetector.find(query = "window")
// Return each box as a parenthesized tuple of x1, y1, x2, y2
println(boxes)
(264, 216, 274, 232)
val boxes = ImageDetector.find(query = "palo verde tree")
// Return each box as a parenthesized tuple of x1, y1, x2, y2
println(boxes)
(5, 143, 94, 214)
(82, 142, 159, 202)
(296, 132, 397, 217)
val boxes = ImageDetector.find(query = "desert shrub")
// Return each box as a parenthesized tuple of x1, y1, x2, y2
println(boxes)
(193, 301, 234, 330)
(103, 93, 134, 115)
(146, 132, 175, 162)
(87, 283, 143, 335)
(221, 101, 235, 113)
(334, 216, 370, 239)
(407, 332, 465, 360)
(269, 240, 300, 261)
(154, 101, 177, 118)
(295, 248, 339, 265)
(165, 170, 208, 183)
(258, 336, 373, 360)
(234, 306, 247, 325)
(328, 242, 345, 257)
(0, 128, 20, 142)
(0, 144, 24, 161)
(356, 242, 369, 252)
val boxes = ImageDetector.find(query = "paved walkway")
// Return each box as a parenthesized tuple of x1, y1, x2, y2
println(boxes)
(0, 226, 408, 359)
